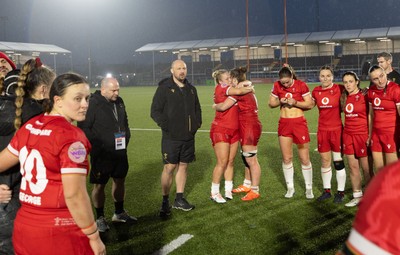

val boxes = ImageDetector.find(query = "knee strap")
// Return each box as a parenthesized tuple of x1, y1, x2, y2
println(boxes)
(242, 150, 257, 158)
(334, 160, 345, 170)
(241, 153, 250, 168)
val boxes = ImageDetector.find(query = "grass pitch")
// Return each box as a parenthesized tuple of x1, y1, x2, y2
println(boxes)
(96, 82, 366, 255)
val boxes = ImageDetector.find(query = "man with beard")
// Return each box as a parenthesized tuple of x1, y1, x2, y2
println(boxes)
(0, 52, 15, 78)
(151, 60, 202, 217)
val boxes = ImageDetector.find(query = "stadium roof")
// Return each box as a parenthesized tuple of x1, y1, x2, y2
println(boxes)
(136, 26, 400, 52)
(0, 41, 71, 54)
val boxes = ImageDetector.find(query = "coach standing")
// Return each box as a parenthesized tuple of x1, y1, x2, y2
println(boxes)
(151, 59, 202, 217)
(78, 77, 136, 232)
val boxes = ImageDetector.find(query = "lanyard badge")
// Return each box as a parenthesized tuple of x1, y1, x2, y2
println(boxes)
(114, 132, 126, 150)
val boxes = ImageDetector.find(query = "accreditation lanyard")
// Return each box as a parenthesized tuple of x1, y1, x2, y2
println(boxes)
(112, 103, 126, 150)
(112, 103, 118, 122)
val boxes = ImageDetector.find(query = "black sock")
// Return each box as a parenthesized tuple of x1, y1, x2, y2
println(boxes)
(114, 201, 124, 214)
(95, 207, 105, 219)
(175, 192, 183, 201)
(162, 195, 169, 203)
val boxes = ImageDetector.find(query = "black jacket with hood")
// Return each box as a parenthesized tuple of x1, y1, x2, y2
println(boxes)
(151, 76, 202, 141)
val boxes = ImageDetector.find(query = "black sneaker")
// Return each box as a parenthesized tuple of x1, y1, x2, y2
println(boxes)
(159, 202, 171, 217)
(96, 216, 110, 232)
(172, 198, 195, 211)
(317, 191, 332, 201)
(334, 192, 345, 203)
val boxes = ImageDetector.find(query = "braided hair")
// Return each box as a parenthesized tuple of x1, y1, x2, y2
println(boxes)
(14, 58, 55, 129)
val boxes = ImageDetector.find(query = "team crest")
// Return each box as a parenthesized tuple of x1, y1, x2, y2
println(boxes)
(170, 89, 175, 93)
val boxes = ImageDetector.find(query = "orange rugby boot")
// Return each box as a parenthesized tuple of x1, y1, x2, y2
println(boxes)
(241, 190, 260, 201)
(232, 185, 251, 194)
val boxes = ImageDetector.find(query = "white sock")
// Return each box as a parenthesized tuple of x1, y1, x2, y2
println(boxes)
(282, 162, 294, 189)
(302, 163, 313, 190)
(243, 179, 251, 188)
(251, 186, 259, 193)
(353, 191, 363, 198)
(225, 180, 233, 193)
(336, 169, 346, 191)
(211, 182, 220, 195)
(321, 167, 332, 189)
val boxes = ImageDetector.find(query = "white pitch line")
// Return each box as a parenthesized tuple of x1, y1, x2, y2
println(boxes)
(131, 128, 317, 135)
(152, 234, 194, 255)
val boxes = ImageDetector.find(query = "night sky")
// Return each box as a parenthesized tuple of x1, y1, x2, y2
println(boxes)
(1, 0, 399, 68)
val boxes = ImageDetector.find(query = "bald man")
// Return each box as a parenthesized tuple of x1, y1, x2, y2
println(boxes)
(151, 59, 202, 217)
(78, 77, 137, 232)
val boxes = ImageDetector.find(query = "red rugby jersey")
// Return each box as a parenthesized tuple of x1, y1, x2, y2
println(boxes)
(212, 83, 239, 129)
(344, 91, 368, 135)
(8, 114, 91, 210)
(368, 81, 400, 134)
(312, 83, 344, 131)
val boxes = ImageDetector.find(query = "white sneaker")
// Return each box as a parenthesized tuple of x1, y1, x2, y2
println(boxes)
(345, 197, 362, 207)
(285, 188, 295, 198)
(305, 189, 314, 199)
(225, 191, 233, 200)
(210, 193, 226, 203)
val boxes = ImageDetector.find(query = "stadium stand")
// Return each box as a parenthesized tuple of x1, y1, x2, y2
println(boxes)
(132, 26, 400, 85)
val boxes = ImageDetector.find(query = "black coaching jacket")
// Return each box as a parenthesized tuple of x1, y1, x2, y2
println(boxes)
(151, 76, 202, 141)
(78, 90, 130, 156)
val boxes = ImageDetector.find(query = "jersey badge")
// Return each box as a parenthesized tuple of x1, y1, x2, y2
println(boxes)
(345, 103, 354, 113)
(285, 92, 293, 99)
(321, 97, 330, 105)
(68, 141, 87, 163)
(374, 97, 381, 106)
